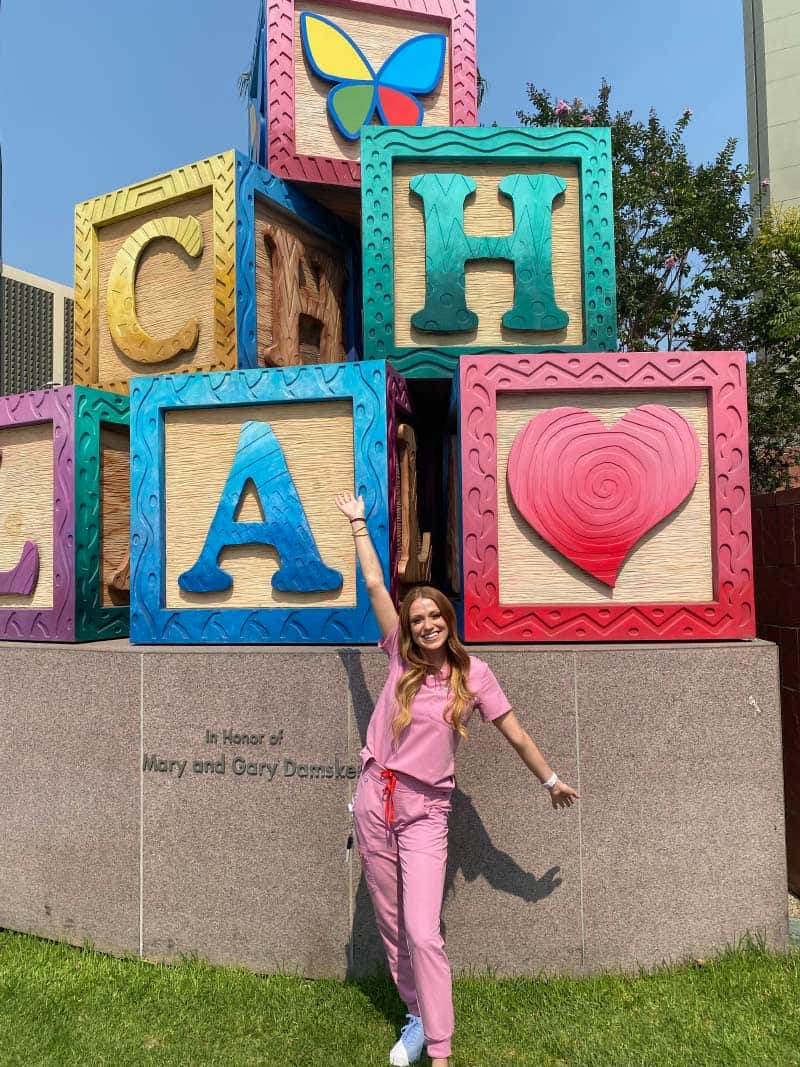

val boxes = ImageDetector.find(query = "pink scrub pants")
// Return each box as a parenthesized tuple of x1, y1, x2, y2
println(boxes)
(353, 763, 454, 1060)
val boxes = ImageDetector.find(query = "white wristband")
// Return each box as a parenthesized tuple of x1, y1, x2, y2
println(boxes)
(542, 772, 558, 791)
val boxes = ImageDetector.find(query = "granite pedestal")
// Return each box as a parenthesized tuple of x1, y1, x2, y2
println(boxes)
(0, 640, 787, 975)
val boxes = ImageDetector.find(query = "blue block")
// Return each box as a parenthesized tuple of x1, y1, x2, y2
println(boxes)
(235, 153, 361, 365)
(130, 363, 399, 644)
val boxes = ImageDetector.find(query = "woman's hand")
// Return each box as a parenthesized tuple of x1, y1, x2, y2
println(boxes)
(550, 780, 580, 809)
(335, 491, 365, 523)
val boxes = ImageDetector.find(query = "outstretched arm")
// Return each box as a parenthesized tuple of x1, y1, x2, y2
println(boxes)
(493, 710, 580, 809)
(335, 491, 398, 639)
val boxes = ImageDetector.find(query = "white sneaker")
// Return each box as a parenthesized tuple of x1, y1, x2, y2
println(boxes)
(389, 1013, 426, 1066)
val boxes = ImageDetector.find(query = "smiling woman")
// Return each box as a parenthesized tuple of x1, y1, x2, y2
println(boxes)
(333, 489, 579, 1067)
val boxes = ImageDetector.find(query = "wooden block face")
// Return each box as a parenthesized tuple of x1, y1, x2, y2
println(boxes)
(362, 127, 617, 378)
(496, 389, 712, 605)
(254, 197, 347, 367)
(0, 423, 54, 610)
(96, 192, 216, 385)
(0, 390, 76, 641)
(393, 161, 583, 351)
(74, 153, 238, 394)
(73, 388, 130, 640)
(164, 401, 356, 609)
(76, 152, 359, 392)
(0, 387, 129, 642)
(236, 155, 361, 366)
(293, 0, 451, 166)
(130, 364, 399, 644)
(458, 352, 755, 642)
(100, 426, 131, 608)
(267, 0, 477, 188)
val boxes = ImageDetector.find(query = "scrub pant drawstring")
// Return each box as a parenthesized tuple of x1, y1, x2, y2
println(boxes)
(380, 767, 398, 824)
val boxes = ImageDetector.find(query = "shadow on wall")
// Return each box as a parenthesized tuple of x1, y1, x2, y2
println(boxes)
(338, 649, 562, 1009)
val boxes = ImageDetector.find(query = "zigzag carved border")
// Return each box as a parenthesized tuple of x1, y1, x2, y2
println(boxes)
(266, 0, 477, 188)
(459, 352, 755, 642)
(73, 152, 238, 394)
(0, 388, 76, 642)
(360, 125, 617, 377)
(130, 363, 393, 644)
(73, 387, 130, 641)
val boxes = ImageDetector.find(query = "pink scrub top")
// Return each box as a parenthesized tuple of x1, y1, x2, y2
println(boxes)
(360, 626, 512, 790)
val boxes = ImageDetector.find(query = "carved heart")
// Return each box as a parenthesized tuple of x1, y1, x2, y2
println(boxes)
(507, 405, 702, 587)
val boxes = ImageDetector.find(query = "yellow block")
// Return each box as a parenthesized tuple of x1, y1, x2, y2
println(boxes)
(74, 153, 237, 394)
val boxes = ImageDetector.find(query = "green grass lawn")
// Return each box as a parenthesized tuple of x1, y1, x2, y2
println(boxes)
(0, 931, 798, 1066)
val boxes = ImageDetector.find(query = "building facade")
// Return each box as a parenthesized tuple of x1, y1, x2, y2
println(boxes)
(0, 265, 74, 395)
(744, 0, 800, 213)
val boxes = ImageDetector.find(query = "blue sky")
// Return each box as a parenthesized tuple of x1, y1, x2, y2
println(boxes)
(0, 0, 748, 287)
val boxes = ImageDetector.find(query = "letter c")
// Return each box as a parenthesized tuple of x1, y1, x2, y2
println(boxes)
(106, 215, 203, 364)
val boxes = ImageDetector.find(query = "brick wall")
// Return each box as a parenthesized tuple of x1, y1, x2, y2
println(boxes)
(753, 488, 800, 892)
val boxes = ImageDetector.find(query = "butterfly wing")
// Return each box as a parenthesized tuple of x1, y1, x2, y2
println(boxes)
(378, 34, 446, 95)
(328, 82, 378, 141)
(299, 12, 374, 83)
(375, 33, 446, 127)
(376, 85, 424, 127)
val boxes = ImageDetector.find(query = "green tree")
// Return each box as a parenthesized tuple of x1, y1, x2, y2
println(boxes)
(745, 206, 800, 491)
(516, 81, 800, 492)
(517, 81, 754, 353)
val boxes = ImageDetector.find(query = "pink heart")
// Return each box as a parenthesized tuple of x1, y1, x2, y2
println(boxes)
(507, 405, 702, 587)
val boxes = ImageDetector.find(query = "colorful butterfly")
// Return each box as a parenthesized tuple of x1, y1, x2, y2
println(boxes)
(299, 11, 446, 141)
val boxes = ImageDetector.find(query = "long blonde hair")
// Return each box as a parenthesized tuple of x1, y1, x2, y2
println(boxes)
(392, 586, 474, 745)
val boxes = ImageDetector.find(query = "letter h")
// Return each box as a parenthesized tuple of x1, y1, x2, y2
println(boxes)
(260, 225, 346, 366)
(410, 172, 569, 334)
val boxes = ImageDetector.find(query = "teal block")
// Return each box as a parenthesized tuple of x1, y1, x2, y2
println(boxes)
(361, 126, 617, 378)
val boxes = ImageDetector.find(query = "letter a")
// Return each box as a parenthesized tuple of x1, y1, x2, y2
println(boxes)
(178, 421, 342, 594)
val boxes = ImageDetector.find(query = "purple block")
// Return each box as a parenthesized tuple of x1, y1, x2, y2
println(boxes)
(0, 389, 75, 641)
(0, 386, 129, 642)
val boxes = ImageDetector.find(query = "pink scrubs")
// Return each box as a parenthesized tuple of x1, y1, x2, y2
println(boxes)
(353, 627, 511, 1059)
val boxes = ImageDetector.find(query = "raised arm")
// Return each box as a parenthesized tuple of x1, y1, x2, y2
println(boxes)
(335, 491, 398, 639)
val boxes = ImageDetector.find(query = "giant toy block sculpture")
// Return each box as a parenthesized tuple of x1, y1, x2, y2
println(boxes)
(73, 152, 359, 394)
(130, 361, 427, 643)
(454, 351, 755, 642)
(263, 0, 477, 196)
(361, 125, 617, 378)
(0, 386, 129, 641)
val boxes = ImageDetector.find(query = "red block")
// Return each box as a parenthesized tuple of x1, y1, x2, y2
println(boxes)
(456, 351, 754, 642)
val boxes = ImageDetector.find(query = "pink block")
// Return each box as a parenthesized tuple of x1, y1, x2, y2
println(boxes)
(267, 0, 477, 188)
(457, 352, 755, 643)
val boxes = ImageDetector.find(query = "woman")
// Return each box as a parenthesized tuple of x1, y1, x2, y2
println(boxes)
(336, 491, 579, 1067)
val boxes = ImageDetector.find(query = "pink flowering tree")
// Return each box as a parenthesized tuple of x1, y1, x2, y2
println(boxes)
(514, 80, 800, 490)
(516, 80, 755, 354)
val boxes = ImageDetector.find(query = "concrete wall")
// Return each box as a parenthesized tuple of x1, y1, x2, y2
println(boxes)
(753, 488, 800, 892)
(0, 640, 787, 976)
(744, 0, 800, 211)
